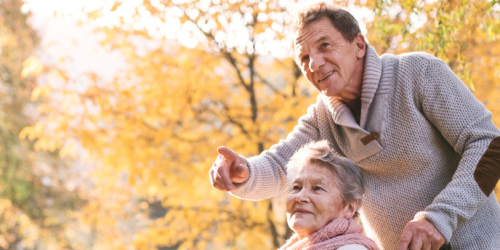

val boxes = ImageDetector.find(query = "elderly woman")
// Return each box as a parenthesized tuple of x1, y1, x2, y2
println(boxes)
(280, 140, 378, 250)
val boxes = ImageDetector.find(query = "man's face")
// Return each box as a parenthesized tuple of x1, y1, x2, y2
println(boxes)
(294, 18, 365, 101)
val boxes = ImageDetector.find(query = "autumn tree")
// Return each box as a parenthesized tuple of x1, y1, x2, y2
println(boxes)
(22, 0, 500, 249)
(0, 0, 83, 249)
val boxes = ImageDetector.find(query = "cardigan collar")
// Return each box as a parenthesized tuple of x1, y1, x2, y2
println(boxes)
(319, 45, 396, 162)
(323, 45, 384, 130)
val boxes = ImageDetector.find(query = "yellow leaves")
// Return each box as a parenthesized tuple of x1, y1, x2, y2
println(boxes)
(35, 137, 62, 152)
(59, 139, 78, 158)
(19, 126, 34, 141)
(19, 121, 46, 141)
(21, 1, 500, 249)
(133, 233, 152, 250)
(21, 56, 44, 78)
(0, 199, 39, 250)
(31, 84, 52, 101)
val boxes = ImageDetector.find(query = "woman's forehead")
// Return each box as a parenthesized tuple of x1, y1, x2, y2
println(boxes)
(294, 163, 336, 181)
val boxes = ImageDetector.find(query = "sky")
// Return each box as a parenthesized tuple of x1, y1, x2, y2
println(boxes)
(25, 1, 127, 82)
(21, 0, 387, 77)
(22, 0, 431, 82)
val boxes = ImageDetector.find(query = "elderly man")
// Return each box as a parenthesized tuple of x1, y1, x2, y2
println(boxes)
(208, 3, 500, 250)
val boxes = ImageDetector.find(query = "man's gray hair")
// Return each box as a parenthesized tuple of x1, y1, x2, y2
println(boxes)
(286, 2, 361, 55)
(287, 140, 365, 209)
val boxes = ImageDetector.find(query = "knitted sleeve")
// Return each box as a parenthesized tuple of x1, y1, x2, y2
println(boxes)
(230, 102, 321, 200)
(414, 58, 500, 242)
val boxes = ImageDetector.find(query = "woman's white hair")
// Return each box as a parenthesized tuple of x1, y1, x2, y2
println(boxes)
(286, 140, 365, 210)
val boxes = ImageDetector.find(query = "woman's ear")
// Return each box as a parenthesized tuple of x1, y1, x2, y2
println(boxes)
(342, 199, 359, 218)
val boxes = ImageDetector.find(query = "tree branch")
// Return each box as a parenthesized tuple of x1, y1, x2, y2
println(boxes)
(255, 72, 288, 98)
(180, 8, 250, 92)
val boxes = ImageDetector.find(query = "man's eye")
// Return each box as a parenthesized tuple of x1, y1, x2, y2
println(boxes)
(301, 56, 309, 62)
(321, 43, 329, 48)
(314, 186, 324, 191)
(292, 185, 301, 190)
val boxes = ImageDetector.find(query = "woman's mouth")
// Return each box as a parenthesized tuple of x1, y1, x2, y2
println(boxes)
(294, 208, 312, 215)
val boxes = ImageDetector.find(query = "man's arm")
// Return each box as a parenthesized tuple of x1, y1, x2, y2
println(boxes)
(228, 102, 322, 200)
(410, 58, 500, 243)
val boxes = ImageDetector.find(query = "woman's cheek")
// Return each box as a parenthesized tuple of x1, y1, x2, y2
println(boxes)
(285, 195, 295, 213)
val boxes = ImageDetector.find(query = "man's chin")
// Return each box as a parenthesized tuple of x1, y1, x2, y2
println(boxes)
(319, 89, 338, 98)
(319, 89, 331, 96)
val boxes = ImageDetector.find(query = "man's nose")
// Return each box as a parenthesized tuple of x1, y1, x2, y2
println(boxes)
(309, 53, 325, 72)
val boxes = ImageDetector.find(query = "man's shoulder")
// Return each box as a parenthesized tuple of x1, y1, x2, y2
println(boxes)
(391, 51, 446, 68)
(379, 51, 449, 79)
(396, 50, 436, 59)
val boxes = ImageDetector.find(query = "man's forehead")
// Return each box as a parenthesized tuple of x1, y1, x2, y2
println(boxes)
(293, 38, 303, 52)
(293, 29, 315, 48)
(293, 20, 336, 49)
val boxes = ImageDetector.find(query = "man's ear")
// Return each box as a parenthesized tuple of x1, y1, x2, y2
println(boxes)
(355, 33, 367, 59)
(343, 199, 359, 218)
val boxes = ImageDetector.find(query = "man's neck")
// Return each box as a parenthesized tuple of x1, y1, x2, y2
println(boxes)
(328, 54, 366, 124)
(339, 52, 366, 103)
(345, 98, 362, 124)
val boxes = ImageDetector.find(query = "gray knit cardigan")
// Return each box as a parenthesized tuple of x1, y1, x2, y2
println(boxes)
(231, 46, 500, 250)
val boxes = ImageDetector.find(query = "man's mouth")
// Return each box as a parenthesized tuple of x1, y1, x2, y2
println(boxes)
(318, 71, 335, 82)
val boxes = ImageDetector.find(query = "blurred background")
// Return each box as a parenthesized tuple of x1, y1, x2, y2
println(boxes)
(0, 0, 499, 249)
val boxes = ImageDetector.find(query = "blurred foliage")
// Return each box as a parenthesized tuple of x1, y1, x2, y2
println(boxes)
(14, 0, 500, 249)
(0, 0, 84, 249)
(366, 0, 500, 123)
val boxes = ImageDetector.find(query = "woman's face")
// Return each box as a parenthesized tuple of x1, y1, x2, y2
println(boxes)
(286, 163, 351, 239)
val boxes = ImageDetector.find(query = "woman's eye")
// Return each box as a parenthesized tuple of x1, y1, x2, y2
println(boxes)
(292, 185, 301, 190)
(314, 186, 324, 191)
(301, 56, 309, 63)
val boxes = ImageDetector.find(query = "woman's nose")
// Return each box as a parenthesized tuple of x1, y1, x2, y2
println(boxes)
(295, 189, 310, 203)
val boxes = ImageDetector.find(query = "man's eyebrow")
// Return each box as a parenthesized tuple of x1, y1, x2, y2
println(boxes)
(314, 36, 330, 44)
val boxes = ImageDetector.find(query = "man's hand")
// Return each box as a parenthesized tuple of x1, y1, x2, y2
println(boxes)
(208, 146, 249, 192)
(397, 217, 445, 250)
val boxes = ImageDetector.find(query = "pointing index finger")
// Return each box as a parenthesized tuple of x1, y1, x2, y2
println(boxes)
(217, 146, 238, 164)
(215, 156, 234, 191)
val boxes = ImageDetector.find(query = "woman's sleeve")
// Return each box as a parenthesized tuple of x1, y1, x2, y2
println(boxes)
(230, 103, 321, 200)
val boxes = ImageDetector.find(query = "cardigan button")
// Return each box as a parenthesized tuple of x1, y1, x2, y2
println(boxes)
(360, 132, 380, 145)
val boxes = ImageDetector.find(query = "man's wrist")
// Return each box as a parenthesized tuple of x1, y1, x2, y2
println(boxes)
(414, 211, 451, 243)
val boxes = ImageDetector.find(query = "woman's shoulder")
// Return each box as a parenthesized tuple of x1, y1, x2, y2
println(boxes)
(336, 244, 369, 250)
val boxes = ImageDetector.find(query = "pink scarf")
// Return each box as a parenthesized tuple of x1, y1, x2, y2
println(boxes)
(279, 218, 379, 250)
